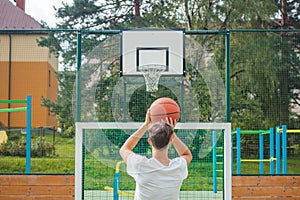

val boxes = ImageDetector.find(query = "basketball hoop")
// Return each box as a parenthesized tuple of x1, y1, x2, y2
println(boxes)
(139, 64, 165, 92)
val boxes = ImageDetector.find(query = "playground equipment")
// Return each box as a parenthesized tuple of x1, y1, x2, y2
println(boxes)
(212, 130, 224, 193)
(212, 125, 299, 191)
(104, 161, 134, 199)
(235, 128, 275, 175)
(233, 125, 299, 175)
(0, 95, 32, 173)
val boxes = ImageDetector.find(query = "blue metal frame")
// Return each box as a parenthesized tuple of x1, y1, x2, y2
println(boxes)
(282, 125, 287, 174)
(276, 126, 281, 174)
(212, 130, 217, 193)
(236, 128, 241, 174)
(259, 132, 264, 174)
(269, 128, 274, 174)
(25, 95, 32, 173)
(235, 127, 286, 175)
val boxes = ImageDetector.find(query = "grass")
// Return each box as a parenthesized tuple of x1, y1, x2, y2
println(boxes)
(0, 156, 75, 173)
(83, 160, 221, 191)
(0, 133, 75, 173)
(232, 146, 300, 175)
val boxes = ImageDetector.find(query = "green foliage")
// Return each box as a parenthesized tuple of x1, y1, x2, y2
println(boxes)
(230, 84, 264, 129)
(95, 65, 120, 122)
(62, 125, 75, 138)
(41, 70, 76, 137)
(229, 31, 300, 129)
(186, 62, 212, 122)
(129, 85, 179, 121)
(0, 138, 56, 157)
(37, 33, 61, 58)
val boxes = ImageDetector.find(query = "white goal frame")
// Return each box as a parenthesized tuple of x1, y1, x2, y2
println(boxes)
(75, 122, 232, 200)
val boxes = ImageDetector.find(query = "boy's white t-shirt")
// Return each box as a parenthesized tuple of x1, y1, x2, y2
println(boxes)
(126, 153, 188, 200)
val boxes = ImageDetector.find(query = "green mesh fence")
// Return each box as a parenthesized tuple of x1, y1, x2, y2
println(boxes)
(229, 30, 300, 175)
(230, 30, 300, 130)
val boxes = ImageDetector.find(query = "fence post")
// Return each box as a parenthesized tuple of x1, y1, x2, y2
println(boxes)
(276, 126, 280, 174)
(225, 30, 230, 122)
(269, 127, 274, 174)
(259, 132, 264, 174)
(282, 125, 287, 174)
(25, 95, 31, 174)
(212, 130, 217, 193)
(76, 31, 82, 122)
(113, 176, 119, 200)
(236, 128, 241, 174)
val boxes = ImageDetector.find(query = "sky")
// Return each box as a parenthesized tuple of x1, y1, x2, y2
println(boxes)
(9, 0, 73, 28)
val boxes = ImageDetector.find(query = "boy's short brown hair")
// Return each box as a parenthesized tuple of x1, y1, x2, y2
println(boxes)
(148, 121, 173, 150)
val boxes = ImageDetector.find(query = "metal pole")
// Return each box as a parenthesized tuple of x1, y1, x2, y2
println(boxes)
(236, 128, 241, 174)
(212, 130, 217, 193)
(180, 78, 184, 122)
(8, 34, 12, 129)
(113, 176, 119, 200)
(123, 77, 127, 122)
(76, 31, 82, 122)
(75, 31, 83, 199)
(225, 31, 230, 122)
(282, 125, 287, 174)
(269, 128, 274, 174)
(259, 132, 264, 174)
(25, 95, 31, 174)
(276, 126, 281, 174)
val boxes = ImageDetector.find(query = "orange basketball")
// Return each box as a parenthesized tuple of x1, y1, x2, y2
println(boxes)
(149, 97, 180, 122)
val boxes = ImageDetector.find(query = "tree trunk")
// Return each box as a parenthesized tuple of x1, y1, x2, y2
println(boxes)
(134, 0, 141, 18)
(134, 0, 141, 27)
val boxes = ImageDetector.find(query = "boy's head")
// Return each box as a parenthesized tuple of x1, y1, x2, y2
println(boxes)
(148, 121, 174, 150)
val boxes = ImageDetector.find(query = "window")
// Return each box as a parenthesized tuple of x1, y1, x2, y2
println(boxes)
(48, 70, 51, 87)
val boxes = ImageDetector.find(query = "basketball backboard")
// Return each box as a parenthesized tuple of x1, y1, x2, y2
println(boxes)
(120, 29, 185, 76)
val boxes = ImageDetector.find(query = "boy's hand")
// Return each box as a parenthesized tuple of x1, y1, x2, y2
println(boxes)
(165, 117, 177, 131)
(144, 109, 151, 126)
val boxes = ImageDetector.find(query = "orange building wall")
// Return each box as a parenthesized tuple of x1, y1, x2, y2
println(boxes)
(0, 61, 58, 128)
(46, 64, 58, 127)
(0, 34, 58, 129)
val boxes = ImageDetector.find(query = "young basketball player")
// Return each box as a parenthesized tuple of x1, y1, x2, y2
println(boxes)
(119, 109, 192, 200)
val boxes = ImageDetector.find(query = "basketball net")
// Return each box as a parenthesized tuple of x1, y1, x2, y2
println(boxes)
(140, 64, 165, 92)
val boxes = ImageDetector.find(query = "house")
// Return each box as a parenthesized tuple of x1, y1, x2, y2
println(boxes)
(0, 0, 58, 129)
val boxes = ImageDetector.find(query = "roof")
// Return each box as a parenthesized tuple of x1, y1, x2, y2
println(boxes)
(0, 0, 43, 30)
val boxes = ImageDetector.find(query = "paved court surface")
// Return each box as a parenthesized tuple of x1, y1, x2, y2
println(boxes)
(84, 190, 223, 200)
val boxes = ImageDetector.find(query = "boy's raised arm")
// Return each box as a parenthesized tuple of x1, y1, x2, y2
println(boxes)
(119, 109, 150, 163)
